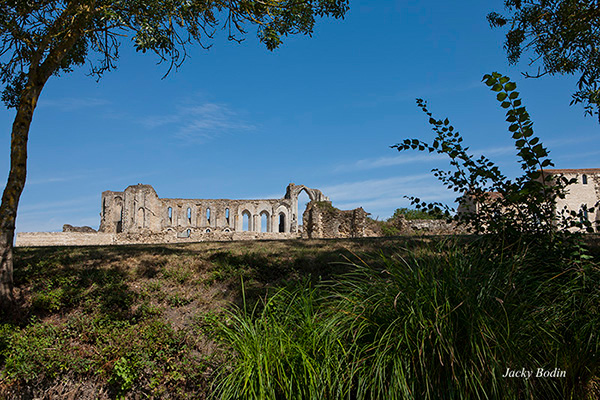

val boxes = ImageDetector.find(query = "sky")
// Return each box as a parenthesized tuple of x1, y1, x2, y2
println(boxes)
(1, 0, 598, 232)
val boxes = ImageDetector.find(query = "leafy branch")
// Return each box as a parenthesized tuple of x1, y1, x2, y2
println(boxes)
(393, 72, 596, 237)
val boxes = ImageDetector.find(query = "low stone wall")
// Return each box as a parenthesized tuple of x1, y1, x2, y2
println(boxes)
(16, 232, 115, 247)
(402, 219, 462, 235)
(15, 231, 300, 247)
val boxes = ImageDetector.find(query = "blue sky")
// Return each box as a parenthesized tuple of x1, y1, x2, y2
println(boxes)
(1, 0, 598, 232)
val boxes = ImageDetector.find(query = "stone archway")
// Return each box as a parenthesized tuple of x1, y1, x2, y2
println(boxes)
(284, 183, 329, 233)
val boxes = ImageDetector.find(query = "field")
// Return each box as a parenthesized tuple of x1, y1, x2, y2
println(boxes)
(1, 236, 599, 399)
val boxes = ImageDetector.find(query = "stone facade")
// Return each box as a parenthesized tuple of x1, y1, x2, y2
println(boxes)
(18, 183, 377, 247)
(98, 183, 329, 237)
(545, 169, 600, 226)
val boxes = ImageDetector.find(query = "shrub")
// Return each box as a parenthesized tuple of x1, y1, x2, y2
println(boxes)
(392, 72, 595, 238)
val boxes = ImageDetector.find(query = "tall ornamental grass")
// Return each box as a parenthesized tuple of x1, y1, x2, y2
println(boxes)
(213, 238, 600, 399)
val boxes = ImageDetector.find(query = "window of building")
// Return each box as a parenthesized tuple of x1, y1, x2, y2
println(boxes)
(242, 211, 251, 231)
(279, 213, 286, 233)
(582, 174, 588, 185)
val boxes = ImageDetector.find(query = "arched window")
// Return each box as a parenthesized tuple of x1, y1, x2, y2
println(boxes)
(206, 208, 211, 225)
(115, 197, 123, 233)
(205, 228, 211, 233)
(279, 213, 286, 233)
(225, 208, 230, 225)
(582, 174, 588, 185)
(168, 207, 173, 224)
(186, 229, 191, 237)
(260, 211, 270, 232)
(242, 211, 251, 232)
(187, 207, 192, 224)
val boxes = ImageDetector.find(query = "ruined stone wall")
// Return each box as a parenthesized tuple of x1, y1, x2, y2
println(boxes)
(17, 183, 331, 247)
(16, 231, 301, 247)
(98, 183, 328, 237)
(302, 201, 381, 239)
(396, 218, 462, 235)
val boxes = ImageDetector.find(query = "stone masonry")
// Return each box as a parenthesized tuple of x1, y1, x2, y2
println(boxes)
(17, 183, 383, 246)
(545, 169, 600, 226)
(98, 183, 328, 236)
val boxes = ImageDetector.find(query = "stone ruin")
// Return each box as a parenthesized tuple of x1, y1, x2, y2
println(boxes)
(16, 183, 386, 246)
(99, 183, 332, 238)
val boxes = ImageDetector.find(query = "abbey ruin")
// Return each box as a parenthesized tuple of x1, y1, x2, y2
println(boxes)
(16, 183, 382, 246)
(15, 169, 600, 247)
(99, 183, 332, 238)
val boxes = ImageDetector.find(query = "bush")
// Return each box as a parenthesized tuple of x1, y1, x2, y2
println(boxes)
(392, 72, 595, 238)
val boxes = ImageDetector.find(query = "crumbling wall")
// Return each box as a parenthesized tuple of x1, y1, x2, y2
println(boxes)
(63, 224, 97, 233)
(398, 218, 461, 235)
(302, 201, 381, 239)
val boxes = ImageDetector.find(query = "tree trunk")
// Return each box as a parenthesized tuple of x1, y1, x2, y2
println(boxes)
(0, 3, 92, 311)
(0, 80, 44, 309)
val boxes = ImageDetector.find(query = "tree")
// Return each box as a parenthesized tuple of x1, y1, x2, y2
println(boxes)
(0, 0, 349, 308)
(488, 0, 600, 120)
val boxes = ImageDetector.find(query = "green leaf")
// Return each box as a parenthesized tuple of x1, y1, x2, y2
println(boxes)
(497, 92, 508, 101)
(492, 84, 503, 92)
(501, 101, 511, 108)
(505, 82, 517, 91)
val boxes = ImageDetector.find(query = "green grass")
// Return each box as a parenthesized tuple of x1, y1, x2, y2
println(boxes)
(212, 237, 600, 400)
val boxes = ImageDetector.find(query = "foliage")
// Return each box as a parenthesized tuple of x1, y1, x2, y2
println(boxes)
(379, 223, 401, 237)
(488, 0, 600, 120)
(212, 282, 353, 399)
(390, 207, 441, 220)
(392, 72, 595, 238)
(213, 238, 600, 399)
(0, 0, 350, 106)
